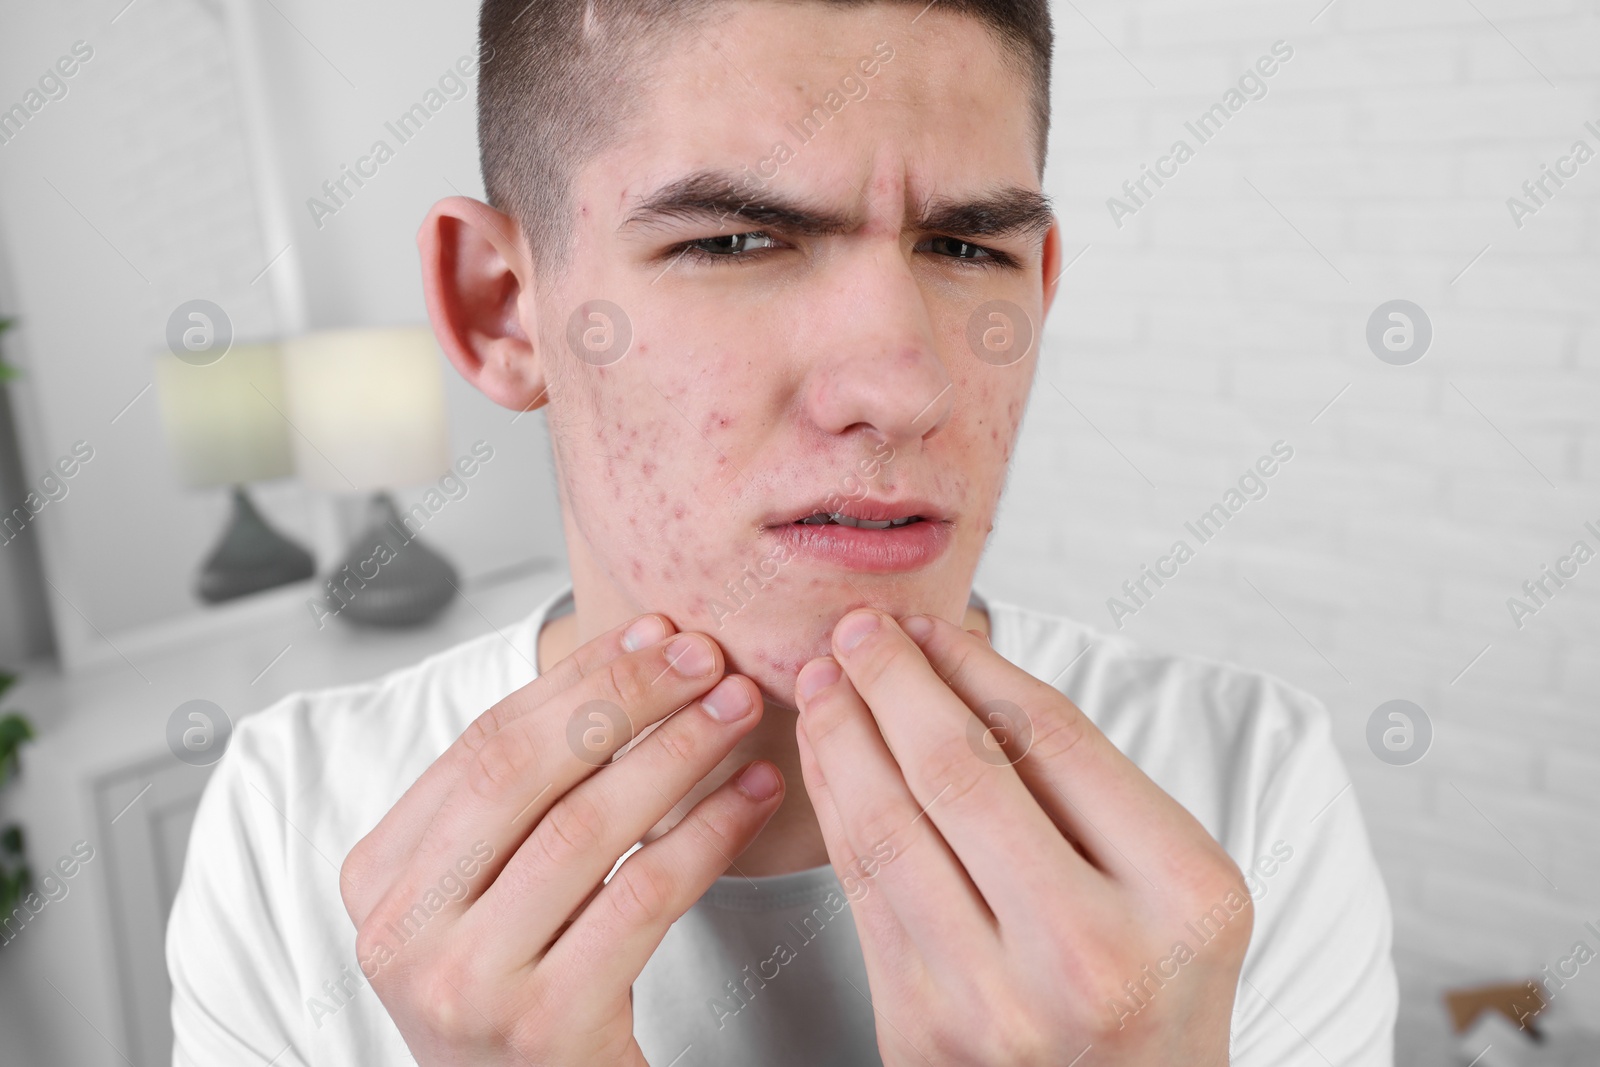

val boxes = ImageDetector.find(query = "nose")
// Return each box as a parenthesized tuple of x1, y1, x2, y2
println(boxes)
(801, 242, 954, 449)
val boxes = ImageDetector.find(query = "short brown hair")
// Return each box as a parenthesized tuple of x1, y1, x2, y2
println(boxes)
(478, 0, 1053, 276)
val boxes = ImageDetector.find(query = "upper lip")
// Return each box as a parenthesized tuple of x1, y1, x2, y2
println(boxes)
(763, 497, 948, 527)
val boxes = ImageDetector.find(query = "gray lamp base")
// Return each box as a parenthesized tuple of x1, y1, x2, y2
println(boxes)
(196, 486, 316, 604)
(320, 491, 458, 628)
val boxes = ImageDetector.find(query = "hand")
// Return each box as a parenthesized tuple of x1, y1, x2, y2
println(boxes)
(793, 610, 1251, 1066)
(340, 614, 784, 1065)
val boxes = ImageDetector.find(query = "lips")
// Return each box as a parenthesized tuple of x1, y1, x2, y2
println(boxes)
(762, 497, 952, 573)
(763, 497, 947, 528)
(795, 511, 923, 530)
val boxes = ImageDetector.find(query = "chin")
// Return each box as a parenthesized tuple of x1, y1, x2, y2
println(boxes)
(680, 595, 833, 711)
(680, 573, 958, 710)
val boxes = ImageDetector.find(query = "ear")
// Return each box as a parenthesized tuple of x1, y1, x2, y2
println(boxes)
(1039, 214, 1063, 323)
(418, 196, 548, 413)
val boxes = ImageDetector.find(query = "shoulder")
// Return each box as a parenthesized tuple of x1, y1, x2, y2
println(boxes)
(989, 595, 1330, 762)
(985, 594, 1344, 841)
(169, 611, 546, 1047)
(218, 614, 543, 836)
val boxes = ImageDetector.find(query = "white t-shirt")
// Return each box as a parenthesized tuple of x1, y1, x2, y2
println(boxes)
(167, 583, 1396, 1066)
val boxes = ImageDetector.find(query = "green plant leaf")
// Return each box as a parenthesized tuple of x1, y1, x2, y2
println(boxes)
(0, 714, 31, 786)
(0, 713, 31, 744)
(0, 863, 30, 914)
(0, 317, 18, 381)
(1, 824, 22, 855)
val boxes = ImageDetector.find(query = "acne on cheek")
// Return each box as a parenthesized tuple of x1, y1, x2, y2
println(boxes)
(962, 379, 1023, 457)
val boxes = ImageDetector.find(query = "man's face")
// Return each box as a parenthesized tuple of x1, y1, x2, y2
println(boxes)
(535, 2, 1058, 705)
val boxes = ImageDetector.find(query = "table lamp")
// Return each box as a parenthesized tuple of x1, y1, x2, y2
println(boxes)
(153, 343, 316, 603)
(283, 326, 458, 628)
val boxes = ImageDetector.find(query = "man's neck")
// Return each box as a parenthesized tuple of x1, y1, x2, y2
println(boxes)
(535, 595, 990, 878)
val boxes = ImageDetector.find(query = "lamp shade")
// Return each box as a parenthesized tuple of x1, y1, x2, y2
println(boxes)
(154, 343, 296, 489)
(282, 327, 450, 492)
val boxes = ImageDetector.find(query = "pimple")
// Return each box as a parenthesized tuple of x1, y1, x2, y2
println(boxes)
(673, 504, 686, 520)
(630, 558, 643, 580)
(641, 460, 657, 479)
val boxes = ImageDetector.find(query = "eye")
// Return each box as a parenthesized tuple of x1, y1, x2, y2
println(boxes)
(923, 236, 991, 259)
(674, 231, 781, 263)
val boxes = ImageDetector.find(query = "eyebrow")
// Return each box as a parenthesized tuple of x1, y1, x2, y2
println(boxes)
(620, 169, 1055, 243)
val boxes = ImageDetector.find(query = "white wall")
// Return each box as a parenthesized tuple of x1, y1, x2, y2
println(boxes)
(979, 1, 1599, 1061)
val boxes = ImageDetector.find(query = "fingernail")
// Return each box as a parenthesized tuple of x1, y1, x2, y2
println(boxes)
(700, 677, 752, 722)
(665, 634, 716, 677)
(623, 615, 667, 652)
(901, 615, 935, 642)
(797, 658, 841, 704)
(736, 761, 780, 801)
(835, 611, 880, 654)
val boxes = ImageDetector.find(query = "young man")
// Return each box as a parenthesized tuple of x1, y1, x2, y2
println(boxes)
(169, 1, 1397, 1064)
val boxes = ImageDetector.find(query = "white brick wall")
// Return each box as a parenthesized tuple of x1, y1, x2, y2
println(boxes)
(980, 2, 1600, 1062)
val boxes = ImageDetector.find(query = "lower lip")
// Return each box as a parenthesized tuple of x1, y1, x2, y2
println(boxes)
(764, 520, 952, 573)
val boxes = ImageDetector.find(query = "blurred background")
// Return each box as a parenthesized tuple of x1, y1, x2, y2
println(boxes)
(0, 0, 1595, 1064)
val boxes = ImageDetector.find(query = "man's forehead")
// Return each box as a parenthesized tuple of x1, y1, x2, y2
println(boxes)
(588, 5, 1037, 210)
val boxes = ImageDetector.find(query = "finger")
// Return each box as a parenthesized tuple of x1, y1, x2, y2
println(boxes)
(902, 613, 1216, 888)
(793, 714, 920, 983)
(343, 612, 675, 922)
(540, 760, 785, 1007)
(363, 629, 727, 935)
(462, 673, 766, 970)
(794, 655, 994, 957)
(829, 609, 1098, 917)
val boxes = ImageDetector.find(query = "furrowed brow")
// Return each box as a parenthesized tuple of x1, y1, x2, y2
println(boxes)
(916, 187, 1056, 244)
(620, 170, 1055, 243)
(620, 170, 857, 236)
